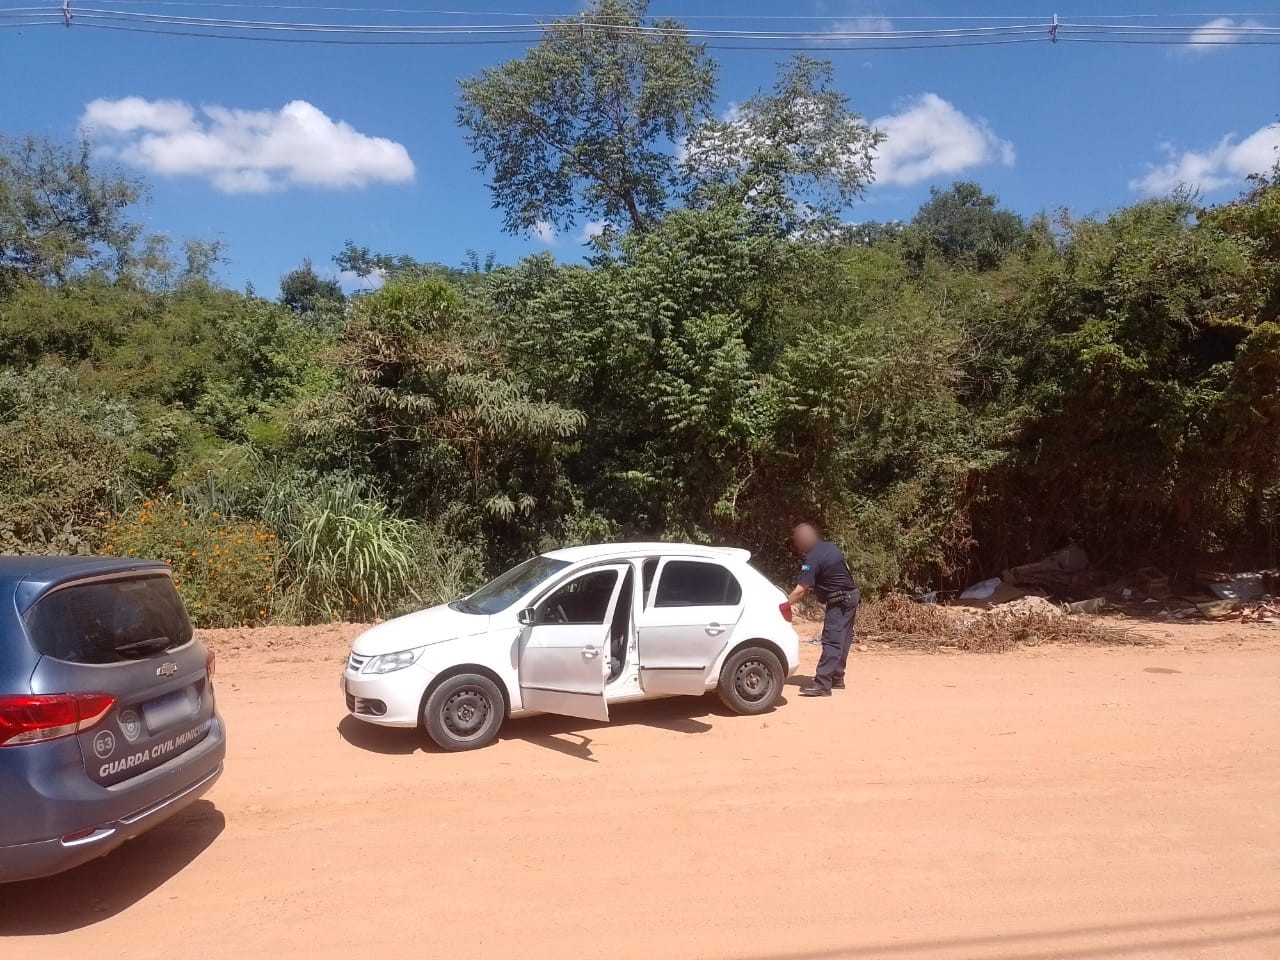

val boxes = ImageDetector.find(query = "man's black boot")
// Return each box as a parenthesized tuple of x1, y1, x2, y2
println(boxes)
(832, 678, 846, 690)
(798, 684, 831, 697)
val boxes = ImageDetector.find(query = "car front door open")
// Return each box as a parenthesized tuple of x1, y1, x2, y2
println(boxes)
(635, 558, 745, 696)
(517, 565, 628, 722)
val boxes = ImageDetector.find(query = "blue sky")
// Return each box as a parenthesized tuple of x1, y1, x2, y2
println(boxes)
(3, 1, 1278, 294)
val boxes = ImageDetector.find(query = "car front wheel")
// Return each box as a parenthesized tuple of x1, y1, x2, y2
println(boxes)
(716, 646, 784, 715)
(423, 674, 506, 751)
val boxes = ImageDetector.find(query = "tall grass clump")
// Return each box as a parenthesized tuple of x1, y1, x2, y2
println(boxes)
(278, 478, 479, 623)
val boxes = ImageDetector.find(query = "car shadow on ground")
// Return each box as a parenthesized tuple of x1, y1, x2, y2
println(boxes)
(337, 694, 778, 761)
(0, 800, 224, 935)
(337, 714, 425, 755)
(511, 697, 721, 762)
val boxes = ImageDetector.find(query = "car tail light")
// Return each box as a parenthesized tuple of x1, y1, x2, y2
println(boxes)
(779, 602, 794, 623)
(206, 649, 216, 680)
(0, 693, 116, 747)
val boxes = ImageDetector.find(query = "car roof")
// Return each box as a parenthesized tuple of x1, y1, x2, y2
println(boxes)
(0, 556, 172, 612)
(542, 542, 752, 564)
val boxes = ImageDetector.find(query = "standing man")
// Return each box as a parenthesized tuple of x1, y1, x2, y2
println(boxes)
(786, 522, 860, 697)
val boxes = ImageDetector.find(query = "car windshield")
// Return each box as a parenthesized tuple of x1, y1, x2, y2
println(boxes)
(453, 556, 571, 615)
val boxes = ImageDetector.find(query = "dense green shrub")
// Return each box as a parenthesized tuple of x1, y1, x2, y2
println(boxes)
(0, 366, 138, 552)
(4, 126, 1279, 601)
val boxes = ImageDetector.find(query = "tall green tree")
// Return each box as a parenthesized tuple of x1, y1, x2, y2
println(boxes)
(0, 136, 143, 287)
(681, 56, 883, 237)
(910, 181, 1026, 270)
(295, 278, 584, 562)
(280, 258, 345, 314)
(457, 0, 716, 235)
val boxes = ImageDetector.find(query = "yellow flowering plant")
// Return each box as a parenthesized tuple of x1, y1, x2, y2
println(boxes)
(102, 496, 282, 628)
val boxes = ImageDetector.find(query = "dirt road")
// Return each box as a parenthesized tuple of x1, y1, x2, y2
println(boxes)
(2, 622, 1278, 960)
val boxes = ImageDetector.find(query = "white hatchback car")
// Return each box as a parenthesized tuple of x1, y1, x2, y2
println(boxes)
(342, 543, 800, 751)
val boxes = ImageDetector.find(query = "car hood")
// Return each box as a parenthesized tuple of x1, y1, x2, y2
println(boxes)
(351, 604, 492, 656)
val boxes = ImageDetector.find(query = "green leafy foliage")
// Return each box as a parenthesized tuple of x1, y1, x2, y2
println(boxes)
(682, 56, 883, 237)
(3, 115, 1279, 617)
(279, 258, 345, 317)
(457, 0, 716, 234)
(0, 135, 143, 288)
(0, 366, 139, 552)
(910, 181, 1027, 270)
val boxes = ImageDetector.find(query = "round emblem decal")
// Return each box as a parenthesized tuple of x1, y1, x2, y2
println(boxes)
(93, 729, 117, 759)
(118, 710, 143, 743)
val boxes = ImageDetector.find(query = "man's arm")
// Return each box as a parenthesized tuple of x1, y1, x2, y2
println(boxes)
(790, 553, 817, 606)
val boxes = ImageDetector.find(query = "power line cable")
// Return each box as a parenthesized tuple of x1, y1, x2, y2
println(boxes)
(36, 8, 1280, 38)
(4, 5, 1278, 47)
(52, 8, 1063, 36)
(0, 0, 1275, 17)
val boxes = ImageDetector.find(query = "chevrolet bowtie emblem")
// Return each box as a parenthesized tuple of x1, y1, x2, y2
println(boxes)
(156, 662, 179, 678)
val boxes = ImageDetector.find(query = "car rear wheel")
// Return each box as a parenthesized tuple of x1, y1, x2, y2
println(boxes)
(716, 646, 784, 715)
(423, 674, 506, 752)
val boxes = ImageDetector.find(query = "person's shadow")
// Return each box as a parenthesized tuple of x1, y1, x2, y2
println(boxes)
(0, 800, 225, 935)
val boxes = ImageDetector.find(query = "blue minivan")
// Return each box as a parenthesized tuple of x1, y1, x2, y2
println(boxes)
(0, 556, 225, 882)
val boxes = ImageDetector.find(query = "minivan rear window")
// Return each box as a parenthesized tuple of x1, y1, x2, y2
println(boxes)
(24, 575, 193, 665)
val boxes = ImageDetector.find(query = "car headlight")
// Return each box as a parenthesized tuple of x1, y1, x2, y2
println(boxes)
(363, 647, 426, 675)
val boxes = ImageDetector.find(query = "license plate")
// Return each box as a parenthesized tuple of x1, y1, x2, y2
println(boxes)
(143, 689, 196, 732)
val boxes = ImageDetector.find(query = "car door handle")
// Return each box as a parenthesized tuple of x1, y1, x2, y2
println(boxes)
(581, 645, 600, 659)
(705, 623, 725, 636)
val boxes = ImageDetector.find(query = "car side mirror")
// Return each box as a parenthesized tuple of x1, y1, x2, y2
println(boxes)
(517, 607, 536, 626)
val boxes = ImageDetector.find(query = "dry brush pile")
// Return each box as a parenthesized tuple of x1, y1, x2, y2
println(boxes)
(853, 594, 1140, 653)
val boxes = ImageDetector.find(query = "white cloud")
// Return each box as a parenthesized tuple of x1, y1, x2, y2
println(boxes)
(577, 220, 608, 243)
(1130, 122, 1280, 196)
(825, 15, 894, 42)
(870, 94, 1015, 186)
(530, 220, 558, 244)
(80, 97, 414, 193)
(78, 96, 195, 133)
(1183, 17, 1265, 54)
(338, 267, 386, 290)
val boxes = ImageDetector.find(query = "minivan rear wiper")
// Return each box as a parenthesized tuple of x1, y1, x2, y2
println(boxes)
(114, 636, 173, 657)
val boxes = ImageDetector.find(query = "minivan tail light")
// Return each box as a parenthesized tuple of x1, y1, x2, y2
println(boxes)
(206, 649, 216, 680)
(0, 693, 116, 747)
(779, 602, 794, 623)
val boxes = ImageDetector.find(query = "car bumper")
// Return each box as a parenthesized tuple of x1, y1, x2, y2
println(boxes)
(341, 664, 432, 728)
(0, 716, 225, 883)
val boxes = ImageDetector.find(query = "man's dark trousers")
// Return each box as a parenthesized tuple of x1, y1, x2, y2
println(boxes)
(814, 592, 860, 691)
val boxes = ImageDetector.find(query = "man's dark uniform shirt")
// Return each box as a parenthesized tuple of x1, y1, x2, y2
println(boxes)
(799, 540, 860, 692)
(798, 540, 856, 602)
